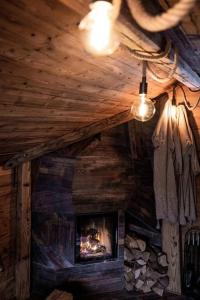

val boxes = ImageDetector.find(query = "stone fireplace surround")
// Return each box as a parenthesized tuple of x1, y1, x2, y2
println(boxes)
(31, 156, 125, 299)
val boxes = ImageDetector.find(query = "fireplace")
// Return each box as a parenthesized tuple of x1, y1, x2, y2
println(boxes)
(31, 156, 125, 297)
(75, 212, 118, 263)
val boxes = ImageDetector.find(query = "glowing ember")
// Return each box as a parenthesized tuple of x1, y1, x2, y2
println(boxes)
(80, 228, 106, 257)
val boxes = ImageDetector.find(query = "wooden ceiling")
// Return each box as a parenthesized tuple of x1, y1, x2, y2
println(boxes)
(0, 0, 200, 166)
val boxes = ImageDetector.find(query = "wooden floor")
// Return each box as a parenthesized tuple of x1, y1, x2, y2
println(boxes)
(75, 291, 191, 300)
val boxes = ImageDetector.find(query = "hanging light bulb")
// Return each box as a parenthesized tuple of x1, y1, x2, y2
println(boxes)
(79, 1, 120, 56)
(131, 94, 155, 122)
(169, 85, 177, 119)
(131, 61, 155, 122)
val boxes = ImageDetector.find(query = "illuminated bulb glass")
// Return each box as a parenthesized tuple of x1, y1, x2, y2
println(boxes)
(169, 105, 177, 119)
(79, 1, 120, 56)
(131, 94, 155, 122)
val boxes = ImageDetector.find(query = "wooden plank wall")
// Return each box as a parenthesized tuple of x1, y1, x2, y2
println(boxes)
(31, 124, 134, 299)
(15, 161, 31, 300)
(127, 114, 159, 228)
(72, 124, 135, 213)
(0, 167, 17, 299)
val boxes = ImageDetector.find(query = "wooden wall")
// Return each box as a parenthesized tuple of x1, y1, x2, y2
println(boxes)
(127, 114, 159, 229)
(72, 124, 135, 213)
(31, 124, 135, 299)
(0, 167, 17, 299)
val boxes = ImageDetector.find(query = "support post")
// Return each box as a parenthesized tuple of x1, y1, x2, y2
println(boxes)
(16, 161, 31, 300)
(162, 221, 182, 295)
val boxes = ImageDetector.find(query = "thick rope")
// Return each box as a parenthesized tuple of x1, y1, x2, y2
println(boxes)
(146, 47, 179, 83)
(130, 38, 171, 61)
(112, 0, 122, 20)
(178, 84, 200, 110)
(127, 0, 196, 32)
(130, 38, 178, 83)
(112, 1, 179, 82)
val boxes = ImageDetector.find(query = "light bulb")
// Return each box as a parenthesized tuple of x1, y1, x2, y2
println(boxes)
(131, 94, 155, 122)
(169, 105, 177, 119)
(79, 1, 120, 56)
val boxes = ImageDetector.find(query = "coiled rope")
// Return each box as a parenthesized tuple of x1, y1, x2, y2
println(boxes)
(129, 38, 178, 83)
(111, 1, 179, 82)
(127, 0, 196, 32)
(146, 48, 179, 83)
(177, 84, 200, 111)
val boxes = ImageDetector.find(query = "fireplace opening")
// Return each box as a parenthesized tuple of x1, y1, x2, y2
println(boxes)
(75, 212, 118, 263)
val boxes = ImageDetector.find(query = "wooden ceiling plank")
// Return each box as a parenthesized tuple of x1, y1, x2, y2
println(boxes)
(4, 109, 134, 168)
(0, 1, 172, 95)
(0, 2, 140, 89)
(58, 0, 200, 90)
(0, 57, 140, 99)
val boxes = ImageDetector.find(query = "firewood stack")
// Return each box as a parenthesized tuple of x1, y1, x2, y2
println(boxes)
(124, 234, 169, 296)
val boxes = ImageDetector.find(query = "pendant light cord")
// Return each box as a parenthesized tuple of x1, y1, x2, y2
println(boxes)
(179, 85, 200, 111)
(171, 84, 200, 111)
(130, 38, 178, 83)
(146, 47, 179, 83)
(111, 1, 179, 83)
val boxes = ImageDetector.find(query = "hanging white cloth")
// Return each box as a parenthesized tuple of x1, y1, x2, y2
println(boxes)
(176, 105, 200, 224)
(152, 97, 200, 225)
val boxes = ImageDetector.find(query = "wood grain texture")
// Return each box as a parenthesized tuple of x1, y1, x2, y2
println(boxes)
(31, 125, 132, 299)
(0, 167, 17, 300)
(5, 109, 134, 168)
(0, 0, 200, 164)
(46, 289, 73, 300)
(16, 161, 31, 300)
(162, 221, 182, 295)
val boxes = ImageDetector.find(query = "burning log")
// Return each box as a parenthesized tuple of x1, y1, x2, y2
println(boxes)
(124, 234, 169, 296)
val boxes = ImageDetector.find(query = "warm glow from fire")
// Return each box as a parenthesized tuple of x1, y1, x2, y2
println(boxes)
(80, 228, 108, 257)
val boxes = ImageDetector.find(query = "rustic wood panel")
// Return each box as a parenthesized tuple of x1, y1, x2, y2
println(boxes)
(5, 109, 135, 168)
(31, 124, 132, 298)
(127, 113, 159, 228)
(16, 161, 31, 300)
(0, 167, 17, 299)
(72, 124, 134, 213)
(1, 0, 200, 164)
(162, 222, 182, 295)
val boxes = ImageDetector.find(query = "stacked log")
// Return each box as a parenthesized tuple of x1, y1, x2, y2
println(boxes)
(124, 234, 169, 296)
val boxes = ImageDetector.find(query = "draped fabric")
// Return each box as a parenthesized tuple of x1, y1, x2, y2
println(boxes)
(152, 97, 200, 225)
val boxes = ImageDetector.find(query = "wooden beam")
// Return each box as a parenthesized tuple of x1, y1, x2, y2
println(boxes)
(58, 0, 200, 90)
(52, 133, 101, 157)
(162, 221, 182, 295)
(5, 109, 133, 168)
(15, 161, 31, 300)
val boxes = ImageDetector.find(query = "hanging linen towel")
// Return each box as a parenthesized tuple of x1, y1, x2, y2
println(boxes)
(152, 98, 179, 223)
(152, 97, 200, 225)
(176, 105, 200, 225)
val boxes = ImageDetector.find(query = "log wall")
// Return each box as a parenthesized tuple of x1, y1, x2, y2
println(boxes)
(31, 124, 135, 299)
(0, 167, 17, 299)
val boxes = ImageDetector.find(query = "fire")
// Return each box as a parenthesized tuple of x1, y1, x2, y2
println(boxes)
(80, 228, 106, 257)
